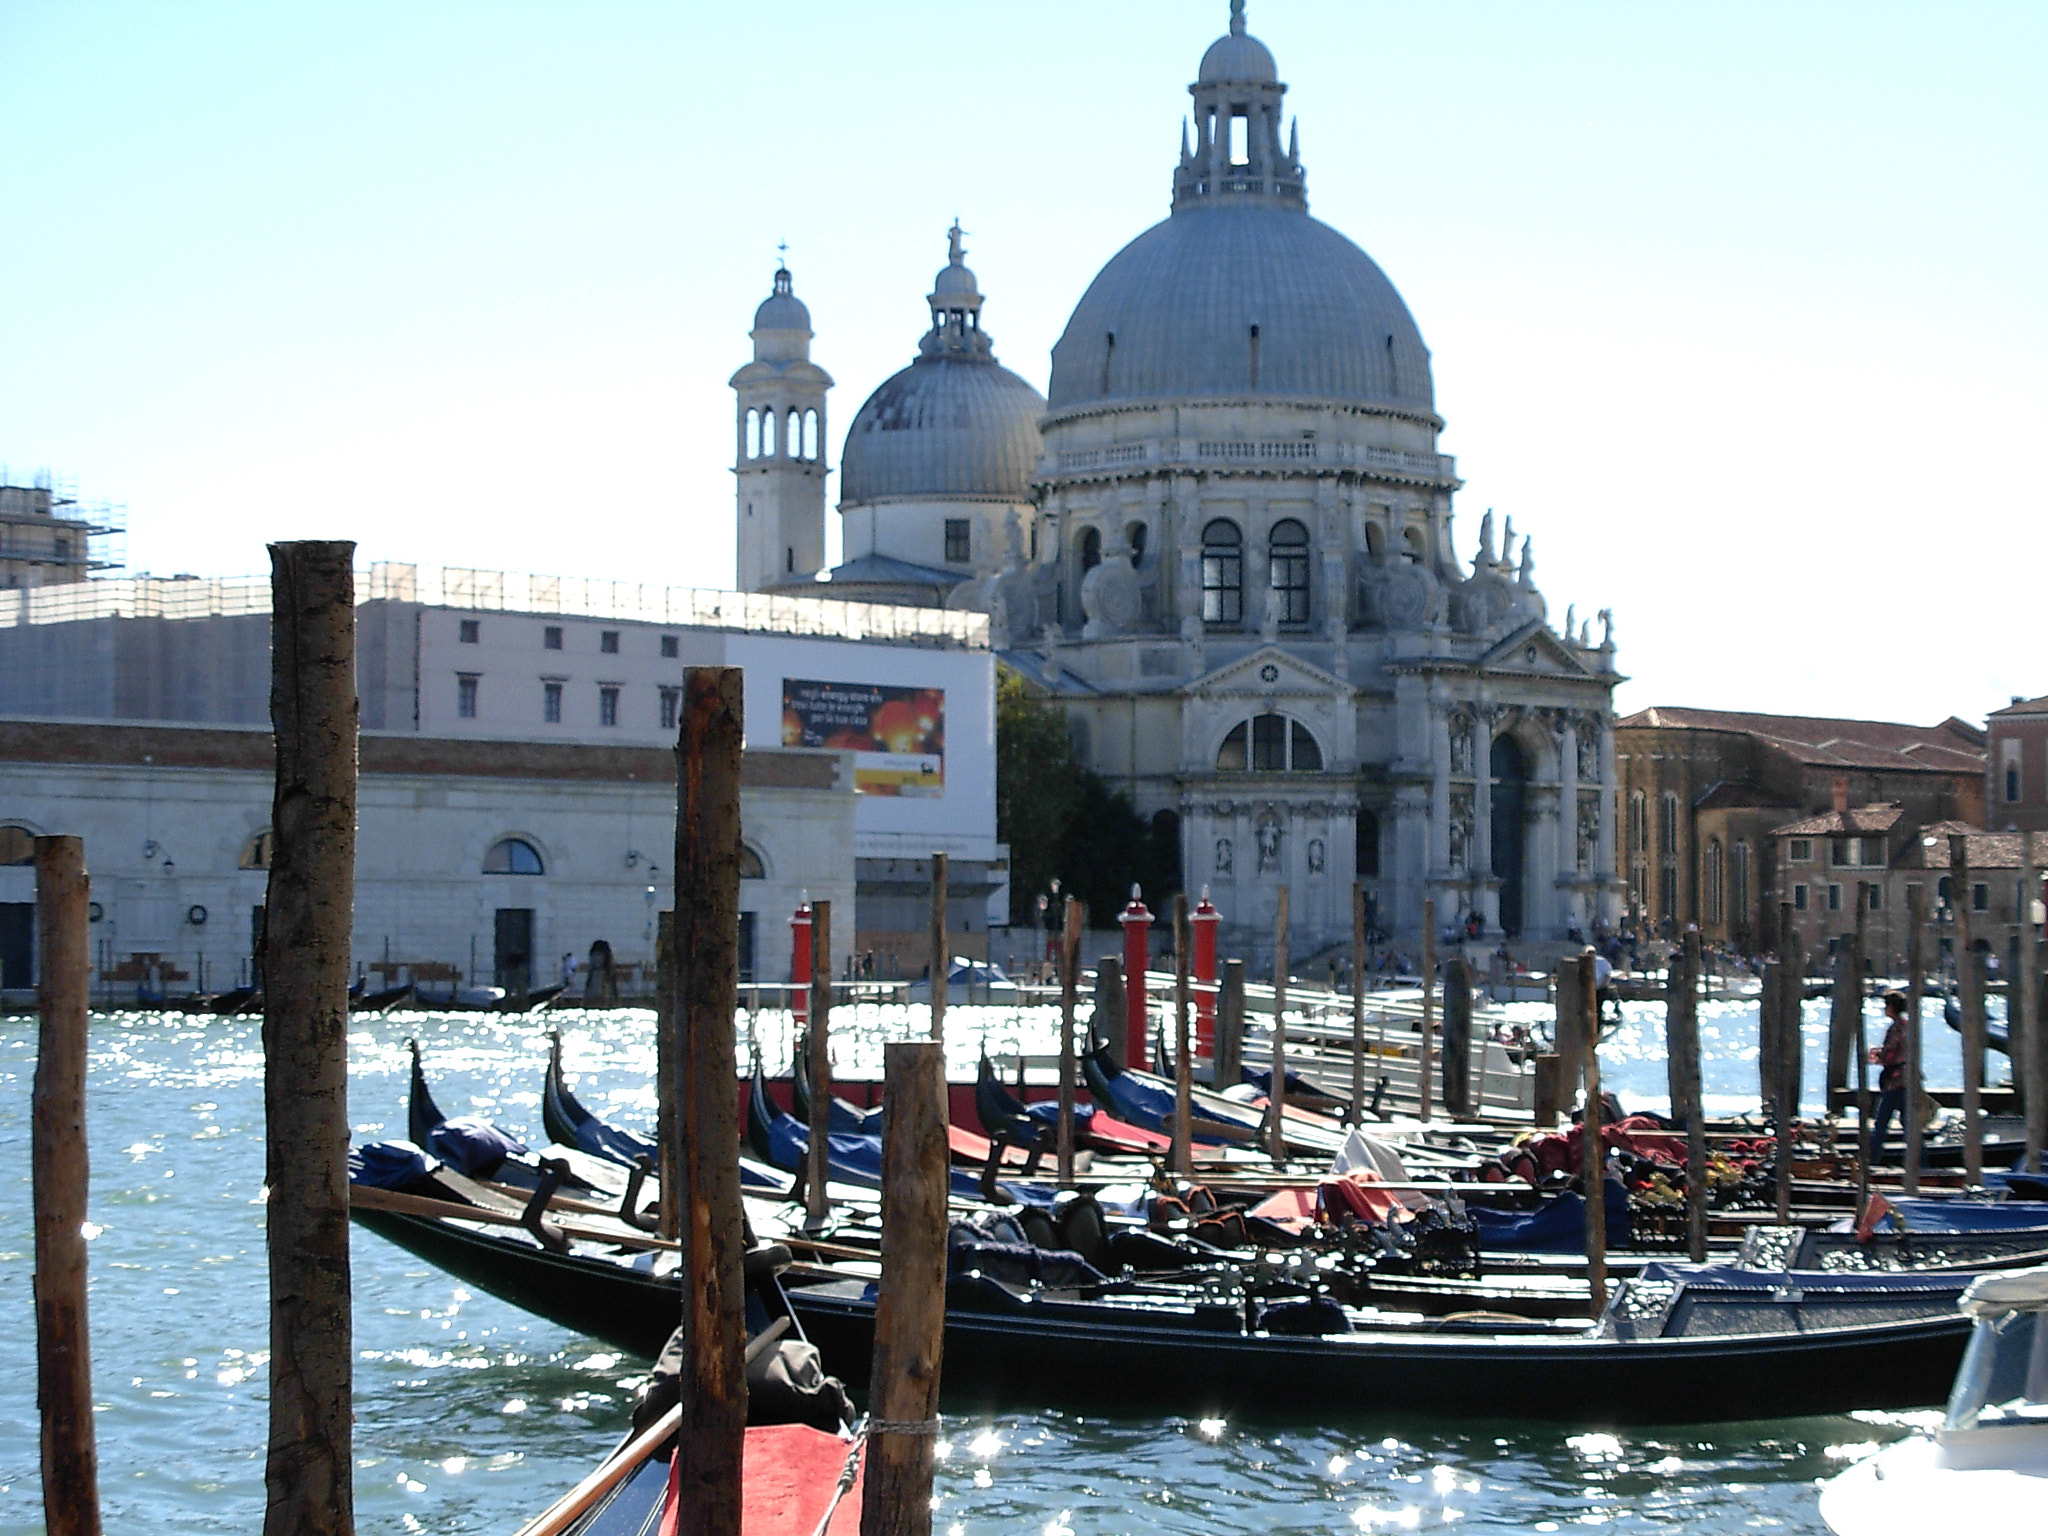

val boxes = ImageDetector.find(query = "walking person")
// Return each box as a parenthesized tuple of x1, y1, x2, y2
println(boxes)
(1867, 990, 1911, 1164)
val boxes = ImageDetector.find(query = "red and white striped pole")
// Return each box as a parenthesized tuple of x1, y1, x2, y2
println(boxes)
(1192, 888, 1220, 1059)
(1120, 887, 1153, 1070)
(789, 898, 812, 1029)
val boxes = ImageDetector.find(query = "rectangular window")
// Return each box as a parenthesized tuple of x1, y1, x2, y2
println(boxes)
(457, 674, 478, 718)
(660, 635, 679, 659)
(2008, 767, 2022, 803)
(600, 630, 620, 655)
(1827, 883, 1842, 911)
(543, 681, 562, 724)
(659, 687, 680, 730)
(1788, 838, 1811, 863)
(459, 619, 480, 644)
(1794, 883, 1809, 911)
(1830, 837, 1850, 866)
(1973, 882, 1989, 912)
(1867, 883, 1883, 910)
(599, 685, 619, 727)
(544, 626, 563, 650)
(1251, 713, 1286, 771)
(944, 518, 971, 563)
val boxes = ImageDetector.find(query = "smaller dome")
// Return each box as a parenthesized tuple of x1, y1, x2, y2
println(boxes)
(932, 262, 980, 299)
(752, 267, 810, 333)
(1199, 1, 1276, 82)
(1199, 32, 1275, 83)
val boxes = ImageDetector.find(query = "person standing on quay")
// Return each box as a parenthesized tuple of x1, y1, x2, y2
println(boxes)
(1868, 990, 1911, 1163)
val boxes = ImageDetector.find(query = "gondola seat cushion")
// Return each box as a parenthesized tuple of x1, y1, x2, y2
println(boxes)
(426, 1117, 528, 1178)
(348, 1140, 433, 1191)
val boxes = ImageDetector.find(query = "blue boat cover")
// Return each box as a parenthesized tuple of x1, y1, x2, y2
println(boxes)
(1857, 1197, 2048, 1234)
(349, 1140, 431, 1190)
(427, 1116, 529, 1177)
(757, 1098, 1054, 1207)
(1468, 1181, 1630, 1252)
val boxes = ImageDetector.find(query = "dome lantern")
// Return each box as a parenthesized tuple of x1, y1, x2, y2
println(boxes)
(1178, 1, 1302, 213)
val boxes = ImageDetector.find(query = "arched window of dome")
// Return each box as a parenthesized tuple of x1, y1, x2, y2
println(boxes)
(745, 410, 761, 460)
(762, 409, 776, 457)
(1363, 521, 1384, 560)
(786, 409, 800, 459)
(1402, 526, 1426, 564)
(1217, 713, 1321, 772)
(239, 830, 273, 870)
(802, 410, 818, 459)
(740, 843, 766, 880)
(1125, 522, 1148, 569)
(1201, 519, 1242, 625)
(0, 824, 35, 865)
(1079, 527, 1101, 574)
(483, 838, 545, 876)
(1269, 519, 1310, 626)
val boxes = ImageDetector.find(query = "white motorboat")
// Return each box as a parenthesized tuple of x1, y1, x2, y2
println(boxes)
(1820, 1266, 2048, 1534)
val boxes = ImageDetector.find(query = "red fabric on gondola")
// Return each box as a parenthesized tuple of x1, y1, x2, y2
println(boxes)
(1315, 1170, 1407, 1226)
(1081, 1112, 1174, 1152)
(1499, 1117, 1697, 1182)
(656, 1424, 865, 1536)
(1248, 1185, 1319, 1233)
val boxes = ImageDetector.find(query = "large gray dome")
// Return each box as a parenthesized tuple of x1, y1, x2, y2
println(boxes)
(1047, 203, 1434, 417)
(840, 356, 1045, 503)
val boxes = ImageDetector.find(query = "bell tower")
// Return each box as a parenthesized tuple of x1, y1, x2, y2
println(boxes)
(732, 263, 832, 592)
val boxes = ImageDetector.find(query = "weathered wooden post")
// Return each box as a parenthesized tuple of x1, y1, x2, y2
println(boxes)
(1093, 956, 1127, 1071)
(860, 1040, 948, 1536)
(1905, 882, 1927, 1195)
(1951, 833, 1985, 1186)
(1215, 959, 1246, 1089)
(1849, 882, 1873, 1225)
(1171, 895, 1194, 1175)
(674, 667, 748, 1536)
(1441, 957, 1473, 1118)
(1674, 928, 1708, 1263)
(1826, 913, 1857, 1107)
(806, 898, 834, 1225)
(1578, 950, 1607, 1315)
(262, 541, 357, 1536)
(34, 834, 100, 1536)
(2022, 833, 2043, 1175)
(1349, 881, 1368, 1126)
(1268, 886, 1290, 1162)
(1548, 959, 1582, 1128)
(656, 910, 679, 1241)
(1772, 900, 1800, 1223)
(1057, 896, 1081, 1188)
(927, 852, 948, 1043)
(1419, 897, 1437, 1122)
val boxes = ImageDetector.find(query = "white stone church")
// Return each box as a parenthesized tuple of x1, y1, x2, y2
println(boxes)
(734, 2, 1625, 961)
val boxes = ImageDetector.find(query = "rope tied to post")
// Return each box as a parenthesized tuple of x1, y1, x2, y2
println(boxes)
(866, 1416, 942, 1436)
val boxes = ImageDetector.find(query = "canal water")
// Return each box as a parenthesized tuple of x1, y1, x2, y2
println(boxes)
(0, 997, 1998, 1534)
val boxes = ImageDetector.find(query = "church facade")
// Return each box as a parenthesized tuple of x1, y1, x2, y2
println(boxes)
(736, 2, 1625, 960)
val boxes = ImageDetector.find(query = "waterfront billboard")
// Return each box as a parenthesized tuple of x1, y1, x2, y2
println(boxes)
(780, 678, 944, 797)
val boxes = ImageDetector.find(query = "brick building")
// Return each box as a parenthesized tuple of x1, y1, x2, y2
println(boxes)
(1988, 694, 2048, 833)
(1613, 707, 1985, 950)
(1770, 814, 2046, 972)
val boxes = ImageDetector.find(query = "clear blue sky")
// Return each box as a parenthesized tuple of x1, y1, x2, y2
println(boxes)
(2, 1, 2041, 723)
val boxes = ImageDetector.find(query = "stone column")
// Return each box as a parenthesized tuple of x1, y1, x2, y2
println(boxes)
(1558, 718, 1580, 930)
(1528, 787, 1561, 938)
(1596, 714, 1620, 924)
(1431, 706, 1452, 874)
(1473, 711, 1495, 930)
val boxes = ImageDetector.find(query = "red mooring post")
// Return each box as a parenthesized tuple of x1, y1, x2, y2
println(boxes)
(1120, 887, 1153, 1070)
(1192, 889, 1220, 1059)
(790, 900, 812, 1029)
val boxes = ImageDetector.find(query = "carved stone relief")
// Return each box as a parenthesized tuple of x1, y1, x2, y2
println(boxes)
(1448, 707, 1476, 777)
(1448, 786, 1475, 872)
(1215, 837, 1234, 877)
(1307, 837, 1326, 875)
(1576, 788, 1601, 872)
(1255, 812, 1283, 874)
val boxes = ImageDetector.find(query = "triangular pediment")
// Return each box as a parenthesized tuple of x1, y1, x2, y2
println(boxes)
(1478, 621, 1596, 678)
(1186, 644, 1350, 701)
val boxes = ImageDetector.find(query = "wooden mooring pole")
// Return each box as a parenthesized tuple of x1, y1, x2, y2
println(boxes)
(1215, 960, 1245, 1090)
(1904, 882, 1926, 1196)
(1850, 884, 1872, 1228)
(1578, 949, 1606, 1316)
(2022, 832, 2043, 1175)
(1268, 886, 1290, 1162)
(1057, 896, 1081, 1188)
(655, 909, 679, 1241)
(927, 852, 948, 1043)
(34, 834, 100, 1536)
(1671, 927, 1708, 1264)
(1951, 833, 1984, 1187)
(1171, 895, 1193, 1176)
(861, 1040, 948, 1536)
(674, 667, 747, 1536)
(1419, 897, 1436, 1123)
(1774, 900, 1800, 1223)
(806, 898, 834, 1225)
(1349, 881, 1367, 1127)
(262, 541, 357, 1536)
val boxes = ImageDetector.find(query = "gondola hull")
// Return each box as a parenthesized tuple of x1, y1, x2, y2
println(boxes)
(784, 1277, 1970, 1425)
